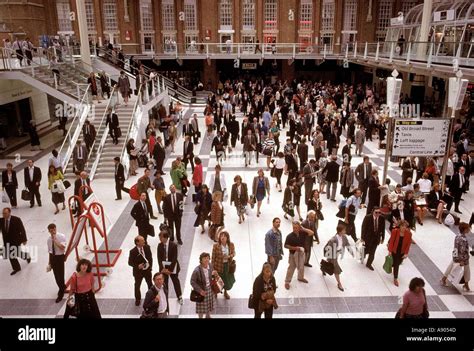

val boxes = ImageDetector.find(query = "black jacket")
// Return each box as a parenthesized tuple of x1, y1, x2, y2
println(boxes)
(24, 166, 41, 188)
(162, 192, 184, 220)
(2, 170, 18, 188)
(131, 201, 151, 228)
(183, 140, 194, 159)
(114, 163, 125, 182)
(143, 284, 169, 315)
(128, 245, 153, 277)
(427, 190, 444, 209)
(323, 161, 340, 183)
(74, 178, 91, 197)
(153, 143, 166, 163)
(106, 113, 119, 129)
(361, 214, 385, 248)
(285, 154, 299, 173)
(157, 240, 181, 274)
(297, 144, 308, 165)
(450, 173, 466, 195)
(0, 216, 27, 246)
(252, 273, 277, 310)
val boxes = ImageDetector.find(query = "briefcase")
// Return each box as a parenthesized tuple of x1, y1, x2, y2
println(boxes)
(147, 223, 155, 237)
(320, 259, 334, 276)
(115, 127, 122, 138)
(21, 189, 30, 201)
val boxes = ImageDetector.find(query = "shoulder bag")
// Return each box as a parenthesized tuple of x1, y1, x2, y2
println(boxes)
(229, 259, 236, 274)
(67, 273, 80, 317)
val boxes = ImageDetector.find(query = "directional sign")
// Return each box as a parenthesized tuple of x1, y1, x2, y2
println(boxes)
(391, 119, 450, 157)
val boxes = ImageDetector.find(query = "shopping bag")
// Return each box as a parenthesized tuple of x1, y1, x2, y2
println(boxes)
(447, 263, 464, 285)
(383, 255, 393, 274)
(129, 183, 139, 200)
(355, 241, 365, 264)
(1, 191, 9, 204)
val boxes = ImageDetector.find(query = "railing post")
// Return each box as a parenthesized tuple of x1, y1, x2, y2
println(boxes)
(206, 43, 209, 58)
(353, 42, 357, 58)
(375, 42, 380, 61)
(427, 42, 433, 68)
(405, 42, 412, 65)
(364, 42, 368, 59)
(345, 43, 349, 58)
(238, 43, 241, 58)
(76, 85, 80, 99)
(389, 42, 394, 63)
(152, 79, 155, 97)
(324, 44, 327, 59)
(30, 65, 35, 77)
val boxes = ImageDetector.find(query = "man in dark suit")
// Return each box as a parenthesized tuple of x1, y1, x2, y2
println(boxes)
(341, 138, 352, 164)
(190, 113, 200, 144)
(143, 272, 169, 318)
(361, 207, 385, 270)
(157, 230, 183, 305)
(24, 159, 42, 208)
(131, 193, 155, 242)
(456, 154, 471, 192)
(1, 207, 30, 275)
(162, 185, 184, 245)
(153, 136, 166, 175)
(82, 120, 97, 151)
(401, 157, 417, 186)
(2, 162, 18, 207)
(183, 135, 194, 172)
(297, 138, 309, 171)
(72, 140, 88, 172)
(128, 235, 153, 306)
(285, 147, 299, 185)
(322, 154, 340, 201)
(74, 171, 91, 215)
(450, 167, 467, 214)
(355, 156, 372, 204)
(302, 159, 317, 204)
(114, 157, 125, 200)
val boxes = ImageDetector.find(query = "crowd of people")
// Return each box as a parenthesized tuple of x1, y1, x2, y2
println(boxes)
(0, 74, 472, 319)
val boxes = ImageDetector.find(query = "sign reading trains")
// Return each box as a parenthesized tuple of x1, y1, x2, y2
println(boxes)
(391, 119, 450, 157)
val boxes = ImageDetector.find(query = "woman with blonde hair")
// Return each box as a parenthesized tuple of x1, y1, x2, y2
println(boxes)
(168, 121, 178, 152)
(211, 230, 235, 299)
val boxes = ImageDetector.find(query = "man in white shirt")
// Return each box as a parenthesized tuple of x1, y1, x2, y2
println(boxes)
(143, 273, 169, 318)
(416, 173, 432, 193)
(47, 223, 67, 303)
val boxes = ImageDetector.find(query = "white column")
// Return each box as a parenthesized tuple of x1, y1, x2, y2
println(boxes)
(76, 0, 92, 68)
(416, 0, 433, 60)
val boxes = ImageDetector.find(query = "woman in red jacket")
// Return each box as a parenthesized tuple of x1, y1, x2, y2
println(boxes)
(192, 157, 203, 194)
(388, 220, 413, 287)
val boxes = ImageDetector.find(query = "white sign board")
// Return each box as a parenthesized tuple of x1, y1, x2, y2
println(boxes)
(392, 119, 449, 157)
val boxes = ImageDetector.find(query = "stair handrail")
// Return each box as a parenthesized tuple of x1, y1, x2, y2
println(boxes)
(120, 84, 144, 178)
(88, 85, 119, 180)
(58, 84, 92, 173)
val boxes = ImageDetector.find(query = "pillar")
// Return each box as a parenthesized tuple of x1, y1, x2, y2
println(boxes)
(76, 0, 92, 67)
(334, 0, 344, 53)
(416, 0, 432, 59)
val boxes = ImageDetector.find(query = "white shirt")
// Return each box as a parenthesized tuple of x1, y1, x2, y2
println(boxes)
(28, 167, 34, 181)
(336, 235, 343, 251)
(49, 156, 62, 169)
(202, 266, 211, 288)
(417, 179, 432, 193)
(221, 244, 229, 263)
(275, 157, 286, 169)
(47, 233, 67, 255)
(401, 184, 414, 192)
(155, 284, 168, 314)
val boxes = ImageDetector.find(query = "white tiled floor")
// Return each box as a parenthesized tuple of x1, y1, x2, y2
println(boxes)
(0, 106, 472, 318)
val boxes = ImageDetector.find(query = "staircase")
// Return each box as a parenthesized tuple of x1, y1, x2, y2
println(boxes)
(93, 101, 135, 179)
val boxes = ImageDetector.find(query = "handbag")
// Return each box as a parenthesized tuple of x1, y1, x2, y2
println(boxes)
(229, 259, 236, 274)
(320, 259, 334, 275)
(383, 255, 393, 274)
(63, 180, 71, 189)
(190, 289, 204, 303)
(115, 127, 122, 138)
(53, 180, 66, 193)
(21, 189, 30, 201)
(317, 209, 324, 221)
(447, 262, 464, 285)
(270, 167, 276, 178)
(211, 275, 225, 294)
(248, 294, 255, 309)
(67, 273, 80, 317)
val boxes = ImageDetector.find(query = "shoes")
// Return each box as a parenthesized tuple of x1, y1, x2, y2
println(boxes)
(298, 278, 309, 283)
(38, 203, 42, 207)
(331, 199, 336, 202)
(135, 299, 141, 306)
(62, 205, 66, 210)
(54, 210, 59, 215)
(55, 296, 63, 303)
(178, 240, 183, 245)
(366, 264, 374, 271)
(178, 297, 184, 305)
(337, 284, 344, 292)
(299, 217, 304, 222)
(10, 270, 20, 276)
(115, 198, 121, 200)
(462, 285, 470, 292)
(27, 257, 31, 264)
(158, 210, 163, 214)
(30, 204, 34, 208)
(304, 263, 312, 268)
(224, 291, 230, 300)
(394, 279, 399, 287)
(201, 230, 205, 234)
(440, 278, 448, 287)
(284, 283, 290, 290)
